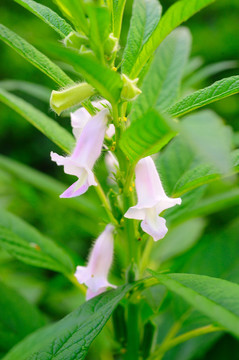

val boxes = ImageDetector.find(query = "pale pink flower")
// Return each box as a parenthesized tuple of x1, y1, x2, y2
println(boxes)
(70, 100, 114, 139)
(124, 156, 181, 241)
(75, 225, 116, 300)
(51, 108, 108, 198)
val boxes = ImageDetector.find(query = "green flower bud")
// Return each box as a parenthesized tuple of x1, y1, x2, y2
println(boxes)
(79, 44, 94, 56)
(50, 82, 95, 115)
(121, 74, 142, 101)
(104, 33, 119, 56)
(63, 31, 89, 49)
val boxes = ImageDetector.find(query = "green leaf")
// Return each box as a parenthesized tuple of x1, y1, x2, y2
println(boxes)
(180, 110, 232, 174)
(45, 45, 123, 103)
(120, 109, 176, 163)
(173, 220, 239, 280)
(0, 80, 51, 102)
(15, 0, 73, 38)
(168, 76, 239, 118)
(183, 60, 238, 88)
(183, 56, 204, 78)
(181, 188, 239, 221)
(87, 4, 110, 62)
(111, 0, 126, 39)
(0, 281, 45, 354)
(165, 187, 207, 225)
(129, 0, 216, 77)
(3, 284, 136, 360)
(122, 0, 162, 75)
(172, 149, 239, 197)
(151, 218, 206, 264)
(0, 88, 75, 154)
(130, 27, 191, 122)
(0, 209, 75, 274)
(0, 154, 102, 219)
(156, 136, 195, 196)
(0, 24, 73, 87)
(54, 0, 89, 35)
(149, 271, 239, 338)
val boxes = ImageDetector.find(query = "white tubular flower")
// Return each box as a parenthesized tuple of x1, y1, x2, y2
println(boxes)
(75, 225, 116, 300)
(124, 156, 182, 241)
(51, 107, 108, 198)
(70, 100, 114, 139)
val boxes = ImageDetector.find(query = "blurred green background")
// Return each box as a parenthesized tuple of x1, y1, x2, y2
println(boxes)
(0, 0, 239, 359)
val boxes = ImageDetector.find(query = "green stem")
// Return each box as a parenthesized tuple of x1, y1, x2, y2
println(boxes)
(149, 324, 223, 360)
(124, 302, 140, 360)
(95, 178, 118, 226)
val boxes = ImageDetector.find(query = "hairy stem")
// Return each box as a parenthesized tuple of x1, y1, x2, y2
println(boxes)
(95, 179, 118, 226)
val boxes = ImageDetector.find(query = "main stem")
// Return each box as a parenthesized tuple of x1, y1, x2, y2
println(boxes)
(113, 101, 140, 359)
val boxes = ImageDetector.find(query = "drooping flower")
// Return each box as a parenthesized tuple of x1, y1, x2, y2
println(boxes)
(70, 100, 114, 139)
(75, 225, 116, 300)
(124, 156, 181, 241)
(51, 107, 109, 198)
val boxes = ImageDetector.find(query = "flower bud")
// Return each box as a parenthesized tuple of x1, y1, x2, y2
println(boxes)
(50, 82, 95, 115)
(75, 224, 116, 300)
(104, 33, 119, 56)
(63, 31, 89, 49)
(121, 74, 142, 101)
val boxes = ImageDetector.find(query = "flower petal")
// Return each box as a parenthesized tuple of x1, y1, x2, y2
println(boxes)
(71, 107, 91, 139)
(74, 225, 116, 298)
(141, 213, 168, 241)
(156, 197, 182, 214)
(124, 206, 146, 220)
(134, 156, 167, 208)
(60, 168, 97, 198)
(86, 287, 106, 300)
(72, 108, 108, 168)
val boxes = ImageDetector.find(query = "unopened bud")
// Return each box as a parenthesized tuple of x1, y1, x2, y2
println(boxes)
(50, 82, 95, 115)
(104, 33, 119, 56)
(79, 44, 94, 56)
(63, 31, 89, 49)
(121, 74, 141, 101)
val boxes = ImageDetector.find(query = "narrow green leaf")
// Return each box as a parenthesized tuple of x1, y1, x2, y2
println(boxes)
(0, 281, 45, 354)
(168, 76, 239, 118)
(0, 209, 75, 274)
(111, 0, 126, 39)
(54, 0, 89, 35)
(0, 155, 102, 219)
(15, 0, 73, 38)
(0, 80, 51, 102)
(166, 187, 207, 225)
(130, 0, 216, 77)
(122, 0, 162, 75)
(87, 4, 110, 62)
(0, 24, 73, 87)
(120, 109, 176, 163)
(3, 284, 136, 360)
(184, 60, 238, 88)
(172, 149, 239, 197)
(130, 27, 191, 121)
(149, 271, 239, 338)
(151, 218, 206, 264)
(180, 110, 232, 174)
(183, 56, 204, 78)
(182, 188, 239, 221)
(46, 45, 123, 103)
(156, 136, 195, 196)
(0, 88, 75, 154)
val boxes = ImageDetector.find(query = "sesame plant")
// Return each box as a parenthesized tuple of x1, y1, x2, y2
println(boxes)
(0, 0, 239, 359)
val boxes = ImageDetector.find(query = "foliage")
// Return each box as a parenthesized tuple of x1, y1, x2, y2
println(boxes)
(0, 0, 238, 359)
